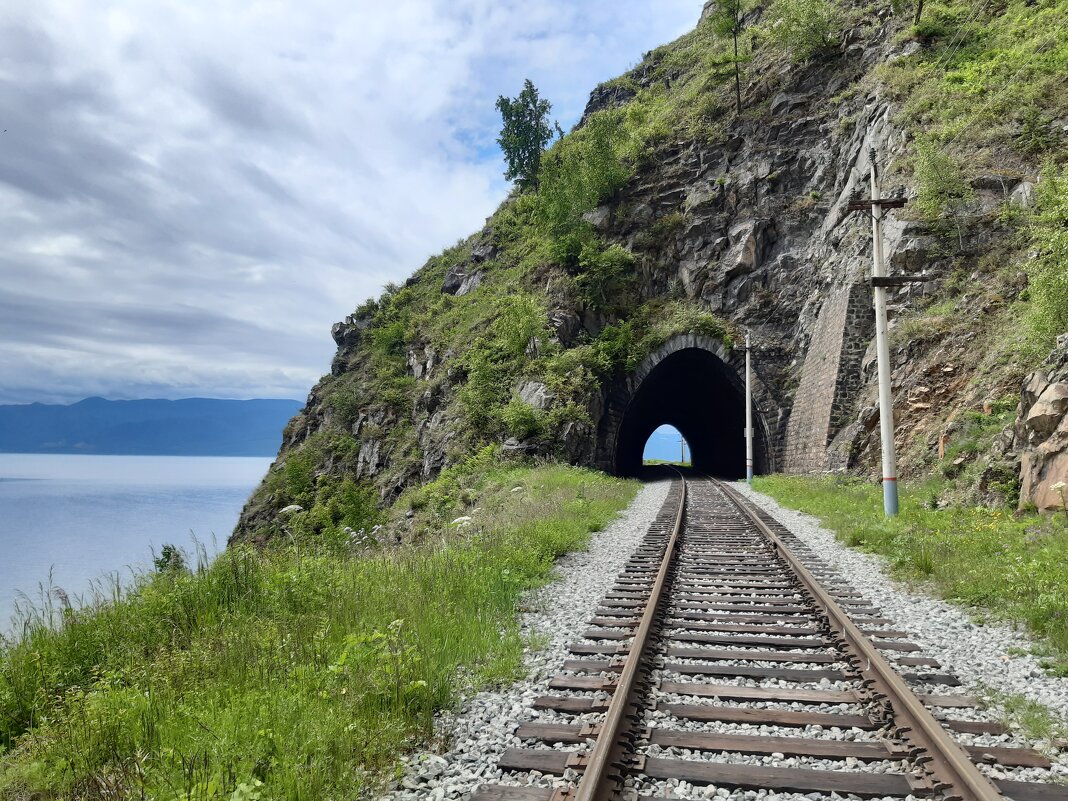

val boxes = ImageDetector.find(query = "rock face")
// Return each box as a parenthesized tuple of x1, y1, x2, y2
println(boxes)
(232, 7, 1052, 541)
(1015, 339, 1068, 512)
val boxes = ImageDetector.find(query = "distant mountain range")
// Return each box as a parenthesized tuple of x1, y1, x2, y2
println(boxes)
(0, 397, 303, 456)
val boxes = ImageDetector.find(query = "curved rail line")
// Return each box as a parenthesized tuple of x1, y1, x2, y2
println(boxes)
(474, 472, 1066, 801)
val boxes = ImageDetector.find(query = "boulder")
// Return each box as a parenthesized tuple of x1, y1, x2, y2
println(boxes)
(1016, 341, 1068, 511)
(582, 206, 611, 231)
(1020, 415, 1068, 512)
(1010, 181, 1035, 208)
(456, 270, 484, 297)
(518, 380, 553, 410)
(1025, 382, 1068, 439)
(442, 237, 498, 294)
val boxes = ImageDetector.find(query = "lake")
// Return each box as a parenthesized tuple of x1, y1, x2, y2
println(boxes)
(0, 454, 271, 633)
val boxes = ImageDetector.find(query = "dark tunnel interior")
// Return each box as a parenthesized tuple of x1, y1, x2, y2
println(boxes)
(615, 348, 768, 478)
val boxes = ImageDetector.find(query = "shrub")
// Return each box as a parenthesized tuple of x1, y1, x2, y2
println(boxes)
(493, 294, 550, 358)
(153, 544, 187, 574)
(1025, 164, 1068, 348)
(576, 242, 638, 312)
(457, 345, 511, 435)
(536, 110, 631, 263)
(760, 0, 838, 62)
(912, 139, 974, 221)
(498, 398, 546, 441)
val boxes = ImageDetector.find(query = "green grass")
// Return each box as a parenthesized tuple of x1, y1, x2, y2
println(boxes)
(0, 463, 638, 800)
(976, 684, 1068, 745)
(753, 475, 1068, 673)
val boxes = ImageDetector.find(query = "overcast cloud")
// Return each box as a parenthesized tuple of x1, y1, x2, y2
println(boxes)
(0, 1, 699, 405)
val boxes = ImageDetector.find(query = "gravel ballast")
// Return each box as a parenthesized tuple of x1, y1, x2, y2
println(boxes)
(382, 477, 1067, 800)
(380, 477, 671, 801)
(734, 481, 1068, 763)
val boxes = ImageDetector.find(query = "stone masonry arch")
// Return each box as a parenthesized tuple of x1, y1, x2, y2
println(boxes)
(594, 333, 777, 477)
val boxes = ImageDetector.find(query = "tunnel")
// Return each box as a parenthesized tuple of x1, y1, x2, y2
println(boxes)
(612, 346, 769, 478)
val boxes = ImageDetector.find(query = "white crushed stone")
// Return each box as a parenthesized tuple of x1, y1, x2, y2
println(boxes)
(378, 478, 671, 801)
(733, 481, 1068, 759)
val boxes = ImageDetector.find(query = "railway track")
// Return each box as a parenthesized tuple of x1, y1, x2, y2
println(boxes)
(472, 472, 1066, 801)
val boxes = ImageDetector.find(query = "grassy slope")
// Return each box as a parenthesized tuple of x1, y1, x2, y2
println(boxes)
(0, 461, 637, 800)
(754, 475, 1068, 673)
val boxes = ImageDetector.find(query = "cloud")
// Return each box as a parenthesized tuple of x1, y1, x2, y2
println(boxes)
(0, 0, 699, 406)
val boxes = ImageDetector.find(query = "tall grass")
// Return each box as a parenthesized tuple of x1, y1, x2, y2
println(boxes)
(753, 475, 1068, 673)
(0, 464, 637, 800)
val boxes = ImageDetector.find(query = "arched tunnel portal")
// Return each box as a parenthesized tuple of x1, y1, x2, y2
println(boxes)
(596, 334, 773, 478)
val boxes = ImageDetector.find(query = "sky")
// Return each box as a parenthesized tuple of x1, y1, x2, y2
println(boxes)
(643, 425, 690, 463)
(0, 1, 701, 406)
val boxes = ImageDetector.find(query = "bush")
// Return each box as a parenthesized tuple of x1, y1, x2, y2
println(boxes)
(576, 242, 638, 312)
(457, 345, 512, 435)
(760, 0, 838, 62)
(912, 139, 974, 221)
(1025, 164, 1068, 348)
(536, 110, 631, 263)
(498, 398, 546, 441)
(493, 294, 550, 358)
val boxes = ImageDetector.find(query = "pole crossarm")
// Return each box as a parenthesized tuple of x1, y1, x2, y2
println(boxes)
(846, 197, 907, 212)
(871, 275, 932, 287)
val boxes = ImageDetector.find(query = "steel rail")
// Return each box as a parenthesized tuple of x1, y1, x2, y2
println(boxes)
(567, 470, 687, 801)
(715, 478, 1004, 801)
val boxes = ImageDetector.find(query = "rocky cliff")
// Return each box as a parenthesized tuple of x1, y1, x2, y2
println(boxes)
(234, 0, 1067, 542)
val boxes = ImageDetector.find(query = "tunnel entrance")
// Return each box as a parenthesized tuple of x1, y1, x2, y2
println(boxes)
(596, 335, 771, 479)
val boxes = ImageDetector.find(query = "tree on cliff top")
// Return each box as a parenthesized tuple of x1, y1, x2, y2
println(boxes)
(706, 0, 747, 114)
(496, 79, 558, 191)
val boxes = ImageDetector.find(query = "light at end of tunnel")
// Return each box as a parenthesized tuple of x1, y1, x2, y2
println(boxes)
(642, 424, 691, 466)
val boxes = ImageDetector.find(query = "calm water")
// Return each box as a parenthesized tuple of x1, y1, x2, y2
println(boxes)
(0, 454, 271, 631)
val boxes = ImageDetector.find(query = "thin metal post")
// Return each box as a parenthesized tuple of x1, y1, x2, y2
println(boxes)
(745, 330, 753, 483)
(870, 149, 899, 516)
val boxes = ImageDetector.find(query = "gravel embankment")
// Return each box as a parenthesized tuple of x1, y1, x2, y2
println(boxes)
(382, 478, 1066, 801)
(734, 481, 1068, 764)
(380, 477, 671, 801)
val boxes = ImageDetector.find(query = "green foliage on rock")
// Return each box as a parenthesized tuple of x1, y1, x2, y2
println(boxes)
(577, 243, 638, 312)
(875, 0, 1068, 158)
(535, 110, 632, 263)
(1025, 164, 1068, 349)
(912, 138, 975, 221)
(759, 0, 839, 62)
